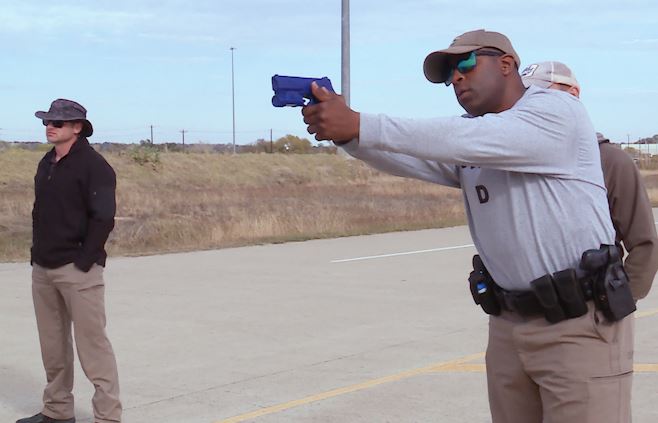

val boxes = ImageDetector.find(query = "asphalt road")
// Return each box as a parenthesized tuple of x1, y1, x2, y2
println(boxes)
(1, 221, 657, 423)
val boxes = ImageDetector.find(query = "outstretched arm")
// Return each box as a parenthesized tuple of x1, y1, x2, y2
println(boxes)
(302, 82, 360, 143)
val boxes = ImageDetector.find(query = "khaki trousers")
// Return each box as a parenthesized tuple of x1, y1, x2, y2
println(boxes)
(486, 302, 634, 423)
(32, 263, 121, 423)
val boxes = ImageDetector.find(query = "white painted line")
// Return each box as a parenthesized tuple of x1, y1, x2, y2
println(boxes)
(331, 244, 475, 263)
(332, 219, 658, 263)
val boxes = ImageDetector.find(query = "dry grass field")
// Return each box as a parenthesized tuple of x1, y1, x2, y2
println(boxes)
(3, 147, 657, 263)
(642, 169, 658, 205)
(0, 147, 465, 262)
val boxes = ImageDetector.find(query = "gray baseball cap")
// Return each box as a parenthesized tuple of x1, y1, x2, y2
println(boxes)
(35, 98, 94, 137)
(521, 61, 579, 89)
(423, 29, 521, 84)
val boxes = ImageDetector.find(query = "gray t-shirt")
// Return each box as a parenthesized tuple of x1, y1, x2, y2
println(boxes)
(343, 85, 614, 291)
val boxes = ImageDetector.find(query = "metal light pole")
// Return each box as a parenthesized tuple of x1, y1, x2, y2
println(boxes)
(338, 0, 352, 159)
(341, 0, 350, 107)
(230, 47, 236, 154)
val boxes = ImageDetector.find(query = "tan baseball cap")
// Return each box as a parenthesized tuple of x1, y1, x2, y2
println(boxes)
(423, 29, 521, 84)
(520, 61, 579, 89)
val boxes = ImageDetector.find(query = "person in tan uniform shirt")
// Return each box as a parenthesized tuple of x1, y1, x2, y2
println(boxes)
(522, 61, 658, 301)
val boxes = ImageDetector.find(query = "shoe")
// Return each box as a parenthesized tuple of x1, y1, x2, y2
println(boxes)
(16, 412, 75, 423)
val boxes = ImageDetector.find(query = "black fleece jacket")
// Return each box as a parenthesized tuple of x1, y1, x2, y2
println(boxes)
(31, 137, 116, 271)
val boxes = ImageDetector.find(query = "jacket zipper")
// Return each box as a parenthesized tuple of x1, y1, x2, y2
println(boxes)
(47, 160, 57, 181)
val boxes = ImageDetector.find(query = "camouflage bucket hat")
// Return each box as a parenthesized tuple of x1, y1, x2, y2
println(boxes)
(35, 98, 94, 137)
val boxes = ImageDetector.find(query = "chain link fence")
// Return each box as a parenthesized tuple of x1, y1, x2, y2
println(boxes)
(618, 143, 658, 170)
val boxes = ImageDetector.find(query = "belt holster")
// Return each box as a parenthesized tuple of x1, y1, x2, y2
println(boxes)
(582, 244, 636, 321)
(529, 274, 566, 323)
(552, 269, 589, 318)
(468, 255, 501, 316)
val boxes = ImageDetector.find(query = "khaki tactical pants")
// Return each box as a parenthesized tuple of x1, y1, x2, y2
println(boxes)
(32, 263, 122, 423)
(486, 302, 634, 423)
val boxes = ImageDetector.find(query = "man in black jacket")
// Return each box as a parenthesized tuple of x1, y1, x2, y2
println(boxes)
(18, 99, 121, 423)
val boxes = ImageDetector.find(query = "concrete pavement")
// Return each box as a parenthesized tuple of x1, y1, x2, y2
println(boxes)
(1, 223, 657, 423)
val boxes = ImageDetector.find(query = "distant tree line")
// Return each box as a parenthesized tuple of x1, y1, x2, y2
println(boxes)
(636, 134, 658, 144)
(0, 134, 338, 155)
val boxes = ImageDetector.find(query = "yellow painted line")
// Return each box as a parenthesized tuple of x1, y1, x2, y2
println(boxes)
(217, 309, 658, 422)
(636, 308, 658, 319)
(430, 363, 486, 373)
(215, 352, 485, 423)
(428, 363, 657, 373)
(634, 364, 658, 372)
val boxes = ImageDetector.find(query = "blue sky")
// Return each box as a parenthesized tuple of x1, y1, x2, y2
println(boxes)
(1, 0, 657, 144)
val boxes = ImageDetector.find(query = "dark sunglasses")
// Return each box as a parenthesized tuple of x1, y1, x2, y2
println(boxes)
(445, 50, 504, 86)
(42, 120, 66, 128)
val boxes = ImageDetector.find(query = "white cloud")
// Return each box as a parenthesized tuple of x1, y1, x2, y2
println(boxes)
(1, 4, 151, 35)
(622, 38, 658, 46)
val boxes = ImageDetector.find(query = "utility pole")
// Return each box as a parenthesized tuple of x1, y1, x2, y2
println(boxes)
(338, 0, 352, 159)
(341, 0, 350, 107)
(230, 46, 236, 154)
(150, 125, 154, 144)
(270, 128, 273, 153)
(181, 129, 186, 146)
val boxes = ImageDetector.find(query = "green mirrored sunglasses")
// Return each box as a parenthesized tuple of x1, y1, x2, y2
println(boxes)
(445, 50, 504, 86)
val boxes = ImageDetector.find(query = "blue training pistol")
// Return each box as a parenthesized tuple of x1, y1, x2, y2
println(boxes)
(271, 75, 335, 107)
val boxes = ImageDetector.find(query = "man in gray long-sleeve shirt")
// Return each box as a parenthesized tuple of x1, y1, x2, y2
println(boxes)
(302, 29, 635, 423)
(521, 60, 658, 301)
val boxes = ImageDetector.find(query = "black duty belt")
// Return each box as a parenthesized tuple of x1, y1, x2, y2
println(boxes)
(469, 245, 636, 324)
(497, 277, 594, 317)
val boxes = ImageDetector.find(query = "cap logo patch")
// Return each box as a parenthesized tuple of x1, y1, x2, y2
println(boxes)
(521, 64, 538, 77)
